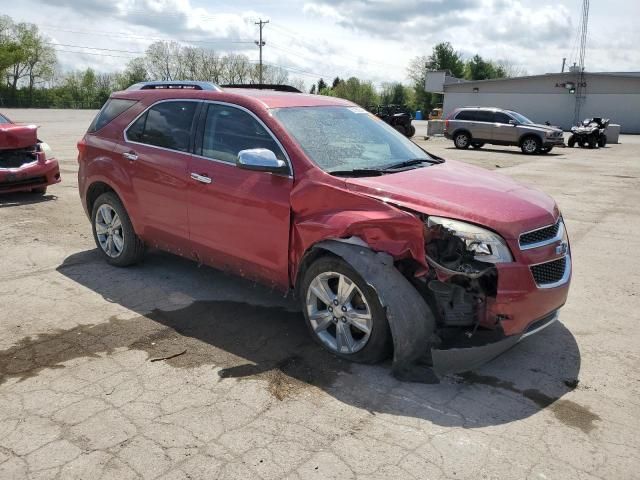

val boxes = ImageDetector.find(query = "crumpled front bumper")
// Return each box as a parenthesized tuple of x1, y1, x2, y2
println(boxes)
(0, 156, 60, 194)
(431, 310, 559, 375)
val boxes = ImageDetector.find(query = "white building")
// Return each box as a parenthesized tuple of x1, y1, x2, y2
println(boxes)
(425, 71, 640, 133)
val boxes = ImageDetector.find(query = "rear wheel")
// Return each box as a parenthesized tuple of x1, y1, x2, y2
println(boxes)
(520, 136, 541, 154)
(91, 192, 145, 267)
(301, 256, 391, 363)
(394, 125, 406, 136)
(407, 125, 416, 137)
(454, 131, 471, 149)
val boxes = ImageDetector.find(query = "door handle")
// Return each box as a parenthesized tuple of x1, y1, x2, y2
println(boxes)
(190, 172, 212, 184)
(123, 151, 138, 161)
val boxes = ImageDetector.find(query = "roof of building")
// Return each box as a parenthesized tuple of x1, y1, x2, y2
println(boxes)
(444, 71, 640, 87)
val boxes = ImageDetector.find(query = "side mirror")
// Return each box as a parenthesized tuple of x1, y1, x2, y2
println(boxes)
(508, 119, 518, 126)
(237, 148, 288, 175)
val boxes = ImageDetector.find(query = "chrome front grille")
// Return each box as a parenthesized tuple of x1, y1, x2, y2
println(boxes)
(519, 219, 562, 249)
(530, 256, 569, 287)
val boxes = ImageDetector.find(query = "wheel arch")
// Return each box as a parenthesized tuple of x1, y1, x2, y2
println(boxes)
(300, 239, 438, 382)
(84, 177, 143, 236)
(452, 128, 472, 140)
(518, 132, 543, 145)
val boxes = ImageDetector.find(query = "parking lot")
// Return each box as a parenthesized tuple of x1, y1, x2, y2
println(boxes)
(1, 109, 639, 479)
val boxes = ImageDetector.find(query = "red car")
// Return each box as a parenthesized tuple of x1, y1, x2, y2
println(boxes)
(0, 112, 60, 194)
(77, 81, 571, 381)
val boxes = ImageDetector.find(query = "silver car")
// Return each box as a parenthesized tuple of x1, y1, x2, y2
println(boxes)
(444, 107, 564, 154)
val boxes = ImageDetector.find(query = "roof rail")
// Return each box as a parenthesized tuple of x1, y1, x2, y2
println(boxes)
(126, 81, 222, 91)
(220, 84, 302, 93)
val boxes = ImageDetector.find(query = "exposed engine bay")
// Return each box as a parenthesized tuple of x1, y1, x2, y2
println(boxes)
(416, 217, 502, 347)
(0, 145, 40, 169)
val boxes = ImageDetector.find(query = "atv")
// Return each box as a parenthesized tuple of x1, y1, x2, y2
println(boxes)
(568, 117, 609, 148)
(369, 104, 416, 138)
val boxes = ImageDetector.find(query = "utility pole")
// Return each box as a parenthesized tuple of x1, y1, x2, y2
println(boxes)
(255, 19, 269, 84)
(561, 57, 566, 73)
(573, 0, 589, 124)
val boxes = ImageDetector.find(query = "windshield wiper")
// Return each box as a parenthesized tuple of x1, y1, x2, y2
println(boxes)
(328, 168, 386, 177)
(379, 158, 441, 170)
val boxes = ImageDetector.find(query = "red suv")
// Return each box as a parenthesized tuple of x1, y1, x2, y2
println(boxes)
(78, 81, 571, 381)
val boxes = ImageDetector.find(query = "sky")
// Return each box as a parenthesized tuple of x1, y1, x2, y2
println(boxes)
(3, 0, 639, 88)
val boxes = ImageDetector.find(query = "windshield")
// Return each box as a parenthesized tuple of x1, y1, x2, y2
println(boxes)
(507, 111, 534, 125)
(272, 106, 432, 173)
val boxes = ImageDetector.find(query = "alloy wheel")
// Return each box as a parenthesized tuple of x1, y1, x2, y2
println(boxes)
(522, 138, 538, 153)
(95, 204, 124, 258)
(306, 271, 373, 355)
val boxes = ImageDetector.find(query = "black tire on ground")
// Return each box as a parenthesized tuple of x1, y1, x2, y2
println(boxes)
(31, 186, 47, 194)
(588, 136, 598, 149)
(598, 135, 607, 147)
(394, 125, 406, 136)
(471, 142, 485, 149)
(540, 146, 553, 154)
(578, 140, 586, 148)
(300, 255, 392, 364)
(407, 125, 416, 137)
(520, 135, 541, 155)
(453, 131, 471, 149)
(568, 135, 576, 148)
(91, 191, 145, 267)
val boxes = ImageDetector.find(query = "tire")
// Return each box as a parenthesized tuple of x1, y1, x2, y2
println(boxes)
(31, 186, 47, 195)
(588, 136, 598, 149)
(540, 146, 553, 154)
(394, 125, 406, 136)
(91, 192, 145, 267)
(471, 142, 485, 149)
(598, 135, 607, 147)
(568, 135, 576, 148)
(407, 125, 416, 137)
(520, 136, 541, 154)
(454, 131, 471, 149)
(300, 255, 392, 364)
(578, 141, 586, 148)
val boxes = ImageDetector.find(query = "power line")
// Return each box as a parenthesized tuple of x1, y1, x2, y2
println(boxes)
(47, 43, 146, 55)
(41, 24, 254, 45)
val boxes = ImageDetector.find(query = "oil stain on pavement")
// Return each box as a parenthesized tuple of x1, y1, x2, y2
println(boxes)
(459, 371, 600, 433)
(0, 300, 350, 401)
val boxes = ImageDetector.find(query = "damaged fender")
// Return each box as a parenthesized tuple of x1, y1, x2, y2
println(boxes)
(312, 240, 439, 383)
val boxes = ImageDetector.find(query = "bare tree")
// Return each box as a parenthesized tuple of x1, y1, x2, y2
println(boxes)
(145, 41, 182, 81)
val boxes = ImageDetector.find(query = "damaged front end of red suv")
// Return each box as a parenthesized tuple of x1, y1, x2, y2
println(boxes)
(0, 118, 61, 194)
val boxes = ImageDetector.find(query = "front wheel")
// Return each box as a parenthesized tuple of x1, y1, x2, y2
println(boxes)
(471, 142, 485, 149)
(454, 132, 471, 149)
(31, 186, 47, 195)
(540, 146, 553, 154)
(301, 256, 391, 363)
(91, 192, 145, 267)
(568, 135, 576, 147)
(598, 135, 607, 147)
(407, 125, 416, 137)
(520, 136, 541, 154)
(394, 125, 406, 136)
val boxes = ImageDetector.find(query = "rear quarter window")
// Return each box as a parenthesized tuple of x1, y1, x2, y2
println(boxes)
(88, 99, 138, 133)
(455, 110, 476, 121)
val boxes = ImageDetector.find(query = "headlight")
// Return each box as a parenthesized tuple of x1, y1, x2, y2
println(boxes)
(427, 216, 513, 263)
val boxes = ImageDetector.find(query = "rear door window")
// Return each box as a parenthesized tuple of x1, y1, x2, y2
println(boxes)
(126, 101, 197, 152)
(475, 110, 494, 123)
(199, 104, 285, 163)
(88, 98, 137, 132)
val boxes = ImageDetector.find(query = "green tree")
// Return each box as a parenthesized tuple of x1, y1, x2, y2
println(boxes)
(309, 84, 316, 94)
(329, 77, 379, 107)
(464, 54, 507, 80)
(317, 78, 327, 93)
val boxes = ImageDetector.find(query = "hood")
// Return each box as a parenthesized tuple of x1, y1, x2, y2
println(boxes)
(0, 124, 38, 150)
(525, 123, 563, 134)
(345, 160, 559, 240)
